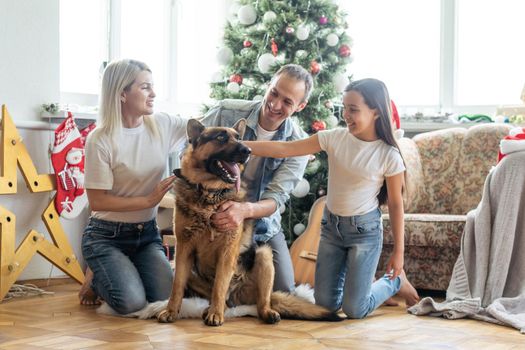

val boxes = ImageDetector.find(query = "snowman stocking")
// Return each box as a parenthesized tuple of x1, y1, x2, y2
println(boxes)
(52, 112, 88, 219)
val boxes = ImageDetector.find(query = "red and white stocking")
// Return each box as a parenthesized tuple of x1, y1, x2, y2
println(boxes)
(52, 112, 89, 219)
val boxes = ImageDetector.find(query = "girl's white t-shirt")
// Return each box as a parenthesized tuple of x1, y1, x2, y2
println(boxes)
(84, 113, 187, 223)
(317, 128, 405, 216)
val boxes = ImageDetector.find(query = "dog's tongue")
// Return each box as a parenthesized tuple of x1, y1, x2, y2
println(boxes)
(223, 162, 241, 192)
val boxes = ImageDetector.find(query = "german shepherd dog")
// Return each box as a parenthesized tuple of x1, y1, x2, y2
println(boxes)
(157, 119, 342, 326)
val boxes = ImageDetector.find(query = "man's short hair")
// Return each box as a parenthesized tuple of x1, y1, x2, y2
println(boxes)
(274, 64, 314, 102)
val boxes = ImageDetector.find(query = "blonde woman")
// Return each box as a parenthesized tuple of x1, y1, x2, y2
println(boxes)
(79, 59, 187, 313)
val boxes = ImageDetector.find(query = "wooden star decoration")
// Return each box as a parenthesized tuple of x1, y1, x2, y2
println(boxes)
(0, 105, 84, 301)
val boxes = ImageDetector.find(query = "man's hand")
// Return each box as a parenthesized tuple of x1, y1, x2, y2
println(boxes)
(211, 201, 250, 231)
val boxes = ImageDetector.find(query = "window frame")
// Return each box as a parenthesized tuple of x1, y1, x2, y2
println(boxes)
(60, 0, 180, 115)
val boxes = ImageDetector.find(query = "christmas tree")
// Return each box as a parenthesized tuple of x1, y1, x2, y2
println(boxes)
(209, 0, 353, 242)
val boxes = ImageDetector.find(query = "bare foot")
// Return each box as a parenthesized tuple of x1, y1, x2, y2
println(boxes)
(79, 267, 102, 305)
(383, 297, 399, 306)
(397, 270, 420, 307)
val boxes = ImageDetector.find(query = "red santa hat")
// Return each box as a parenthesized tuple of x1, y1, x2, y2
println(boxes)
(391, 100, 404, 139)
(498, 127, 525, 162)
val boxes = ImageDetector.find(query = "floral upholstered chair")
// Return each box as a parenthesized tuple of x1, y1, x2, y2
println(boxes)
(377, 123, 513, 291)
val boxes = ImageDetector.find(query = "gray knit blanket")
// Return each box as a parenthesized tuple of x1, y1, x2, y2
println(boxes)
(408, 151, 525, 333)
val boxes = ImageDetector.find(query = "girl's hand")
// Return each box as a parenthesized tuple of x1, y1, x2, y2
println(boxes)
(146, 175, 176, 208)
(385, 251, 404, 280)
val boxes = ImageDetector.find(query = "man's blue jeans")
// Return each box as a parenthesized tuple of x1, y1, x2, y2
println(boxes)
(314, 207, 401, 319)
(82, 217, 173, 314)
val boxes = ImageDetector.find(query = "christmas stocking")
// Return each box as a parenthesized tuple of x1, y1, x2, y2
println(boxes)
(80, 122, 97, 146)
(52, 112, 90, 219)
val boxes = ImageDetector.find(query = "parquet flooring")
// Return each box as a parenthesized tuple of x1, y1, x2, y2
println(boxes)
(0, 281, 523, 349)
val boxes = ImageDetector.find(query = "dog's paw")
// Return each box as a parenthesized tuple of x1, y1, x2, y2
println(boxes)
(261, 308, 281, 324)
(203, 311, 224, 327)
(157, 309, 177, 323)
(202, 306, 210, 320)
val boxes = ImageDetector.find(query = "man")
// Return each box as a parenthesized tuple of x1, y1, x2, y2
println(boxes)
(200, 64, 313, 292)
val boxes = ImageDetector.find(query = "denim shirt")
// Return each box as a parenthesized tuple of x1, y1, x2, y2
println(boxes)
(200, 99, 309, 242)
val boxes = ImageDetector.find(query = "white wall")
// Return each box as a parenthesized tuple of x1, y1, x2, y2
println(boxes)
(0, 0, 89, 280)
(0, 0, 60, 120)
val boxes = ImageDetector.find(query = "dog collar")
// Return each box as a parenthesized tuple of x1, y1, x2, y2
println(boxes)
(172, 168, 235, 204)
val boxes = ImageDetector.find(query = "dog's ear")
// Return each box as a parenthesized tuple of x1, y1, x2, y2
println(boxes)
(187, 119, 205, 145)
(232, 118, 247, 140)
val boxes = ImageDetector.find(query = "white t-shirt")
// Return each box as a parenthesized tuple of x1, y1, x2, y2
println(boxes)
(317, 128, 405, 216)
(84, 113, 187, 223)
(242, 123, 278, 202)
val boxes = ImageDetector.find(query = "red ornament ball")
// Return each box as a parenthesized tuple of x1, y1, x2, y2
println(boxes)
(243, 40, 252, 48)
(310, 60, 321, 75)
(339, 44, 351, 57)
(319, 16, 328, 25)
(311, 120, 326, 132)
(229, 74, 243, 85)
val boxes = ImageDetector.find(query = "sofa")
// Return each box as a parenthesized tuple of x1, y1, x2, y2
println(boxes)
(377, 123, 513, 291)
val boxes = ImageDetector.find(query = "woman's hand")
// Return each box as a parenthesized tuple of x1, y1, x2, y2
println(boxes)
(146, 175, 176, 208)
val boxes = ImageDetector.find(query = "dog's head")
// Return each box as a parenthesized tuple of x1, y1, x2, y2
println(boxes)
(179, 118, 251, 192)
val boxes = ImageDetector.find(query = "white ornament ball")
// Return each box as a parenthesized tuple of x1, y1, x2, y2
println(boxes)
(279, 205, 286, 214)
(293, 223, 306, 236)
(257, 53, 276, 74)
(216, 47, 233, 65)
(253, 95, 263, 101)
(292, 178, 310, 198)
(295, 50, 308, 59)
(296, 25, 310, 41)
(333, 72, 349, 93)
(227, 2, 241, 23)
(226, 82, 240, 93)
(210, 71, 223, 83)
(238, 5, 257, 25)
(263, 11, 277, 23)
(327, 114, 339, 128)
(326, 33, 339, 47)
(306, 160, 321, 173)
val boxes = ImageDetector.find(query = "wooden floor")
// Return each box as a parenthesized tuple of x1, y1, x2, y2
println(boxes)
(0, 281, 523, 350)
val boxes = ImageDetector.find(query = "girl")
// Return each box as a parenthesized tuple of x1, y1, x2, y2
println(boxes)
(79, 59, 187, 313)
(244, 78, 419, 319)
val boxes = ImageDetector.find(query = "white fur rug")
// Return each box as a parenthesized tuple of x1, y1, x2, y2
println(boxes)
(97, 284, 314, 320)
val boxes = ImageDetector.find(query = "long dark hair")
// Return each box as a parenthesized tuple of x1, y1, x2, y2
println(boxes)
(344, 78, 405, 206)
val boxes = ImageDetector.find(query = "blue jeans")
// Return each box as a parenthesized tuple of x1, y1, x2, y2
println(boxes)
(314, 207, 401, 319)
(257, 231, 295, 293)
(81, 217, 173, 314)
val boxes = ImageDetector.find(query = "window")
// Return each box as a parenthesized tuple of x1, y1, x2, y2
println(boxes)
(345, 0, 441, 108)
(60, 0, 107, 96)
(342, 0, 525, 115)
(59, 0, 227, 116)
(456, 0, 525, 106)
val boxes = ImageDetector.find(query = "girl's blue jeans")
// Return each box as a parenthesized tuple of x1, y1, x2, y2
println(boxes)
(81, 217, 173, 314)
(314, 207, 401, 319)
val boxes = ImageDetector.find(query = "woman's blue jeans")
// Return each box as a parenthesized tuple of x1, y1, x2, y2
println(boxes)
(314, 207, 401, 319)
(81, 217, 173, 314)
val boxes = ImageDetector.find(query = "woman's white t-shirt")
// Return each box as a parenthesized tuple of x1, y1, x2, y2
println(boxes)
(317, 128, 405, 216)
(84, 113, 187, 223)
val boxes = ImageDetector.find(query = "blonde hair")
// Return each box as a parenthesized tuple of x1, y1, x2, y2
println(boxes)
(96, 59, 159, 143)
